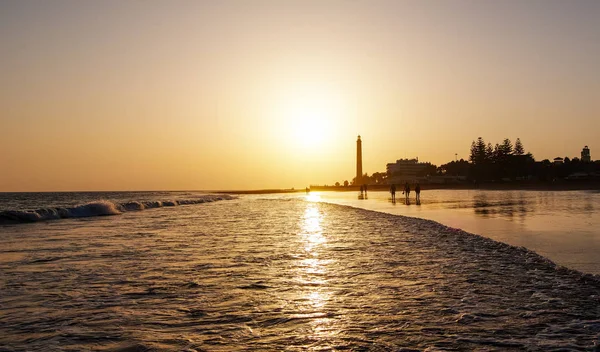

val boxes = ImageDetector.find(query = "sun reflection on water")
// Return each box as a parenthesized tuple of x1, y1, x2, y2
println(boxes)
(307, 291, 328, 309)
(305, 192, 322, 202)
(302, 204, 325, 253)
(297, 202, 336, 343)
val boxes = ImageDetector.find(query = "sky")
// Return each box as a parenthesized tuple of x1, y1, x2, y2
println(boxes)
(1, 0, 599, 191)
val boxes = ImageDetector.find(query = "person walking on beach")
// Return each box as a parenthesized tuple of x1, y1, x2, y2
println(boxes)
(415, 183, 421, 203)
(363, 184, 368, 198)
(360, 185, 364, 198)
(404, 182, 410, 204)
(390, 184, 396, 202)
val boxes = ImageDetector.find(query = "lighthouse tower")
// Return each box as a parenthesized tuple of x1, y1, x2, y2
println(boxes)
(356, 135, 363, 184)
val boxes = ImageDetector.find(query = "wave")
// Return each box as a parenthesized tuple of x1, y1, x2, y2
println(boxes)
(0, 195, 234, 225)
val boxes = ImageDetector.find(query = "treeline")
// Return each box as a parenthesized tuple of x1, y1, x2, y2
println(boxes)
(456, 137, 598, 182)
(467, 137, 535, 182)
(530, 157, 599, 181)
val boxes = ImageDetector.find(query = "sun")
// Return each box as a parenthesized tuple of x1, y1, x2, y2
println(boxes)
(290, 103, 331, 149)
(276, 87, 343, 151)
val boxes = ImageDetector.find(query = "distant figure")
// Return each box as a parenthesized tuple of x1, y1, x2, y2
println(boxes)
(390, 184, 396, 202)
(306, 187, 309, 195)
(363, 184, 368, 197)
(360, 185, 364, 198)
(415, 183, 421, 204)
(404, 182, 411, 204)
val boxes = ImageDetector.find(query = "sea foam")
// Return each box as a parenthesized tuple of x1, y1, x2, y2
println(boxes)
(0, 195, 234, 224)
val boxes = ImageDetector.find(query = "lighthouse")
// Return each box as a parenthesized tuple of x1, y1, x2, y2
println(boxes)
(356, 135, 363, 184)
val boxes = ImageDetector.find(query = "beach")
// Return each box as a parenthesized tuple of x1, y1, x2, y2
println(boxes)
(3, 0, 600, 350)
(309, 180, 600, 193)
(1, 194, 599, 350)
(311, 189, 600, 275)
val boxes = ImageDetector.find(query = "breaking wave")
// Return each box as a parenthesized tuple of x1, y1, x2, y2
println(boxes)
(0, 195, 234, 225)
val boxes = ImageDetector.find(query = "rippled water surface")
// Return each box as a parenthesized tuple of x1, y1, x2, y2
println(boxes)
(313, 189, 600, 275)
(1, 193, 600, 351)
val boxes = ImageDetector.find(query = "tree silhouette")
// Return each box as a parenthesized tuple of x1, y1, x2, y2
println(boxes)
(370, 172, 388, 184)
(417, 163, 438, 177)
(469, 137, 488, 165)
(500, 138, 513, 156)
(469, 137, 490, 181)
(514, 138, 524, 155)
(486, 143, 494, 162)
(470, 141, 477, 163)
(439, 159, 470, 176)
(467, 137, 538, 182)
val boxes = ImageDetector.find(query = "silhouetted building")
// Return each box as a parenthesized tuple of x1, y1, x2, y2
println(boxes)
(581, 146, 591, 162)
(553, 157, 564, 165)
(356, 135, 363, 184)
(386, 158, 427, 183)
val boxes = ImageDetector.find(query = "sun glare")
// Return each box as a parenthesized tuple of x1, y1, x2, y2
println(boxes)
(275, 86, 344, 151)
(290, 104, 330, 148)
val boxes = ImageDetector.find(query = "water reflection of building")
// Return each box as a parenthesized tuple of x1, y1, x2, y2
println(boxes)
(581, 146, 591, 162)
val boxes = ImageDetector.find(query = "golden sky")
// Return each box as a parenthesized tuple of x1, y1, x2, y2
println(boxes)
(1, 0, 599, 191)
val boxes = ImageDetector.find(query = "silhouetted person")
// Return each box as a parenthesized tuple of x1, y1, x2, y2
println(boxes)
(306, 187, 309, 195)
(360, 185, 364, 198)
(390, 184, 396, 202)
(404, 182, 410, 204)
(363, 184, 368, 197)
(415, 183, 421, 203)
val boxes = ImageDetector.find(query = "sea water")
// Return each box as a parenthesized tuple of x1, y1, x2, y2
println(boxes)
(0, 192, 599, 351)
(310, 189, 600, 275)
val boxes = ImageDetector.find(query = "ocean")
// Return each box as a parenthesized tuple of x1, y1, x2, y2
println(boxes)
(313, 189, 600, 275)
(1, 191, 599, 351)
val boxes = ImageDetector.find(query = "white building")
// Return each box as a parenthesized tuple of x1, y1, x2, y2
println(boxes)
(386, 158, 428, 183)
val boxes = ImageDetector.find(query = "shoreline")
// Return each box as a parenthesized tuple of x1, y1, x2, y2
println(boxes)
(2, 182, 599, 195)
(309, 181, 600, 192)
(334, 201, 600, 280)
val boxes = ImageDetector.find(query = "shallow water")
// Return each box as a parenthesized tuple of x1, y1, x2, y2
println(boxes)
(309, 189, 600, 275)
(1, 195, 599, 351)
